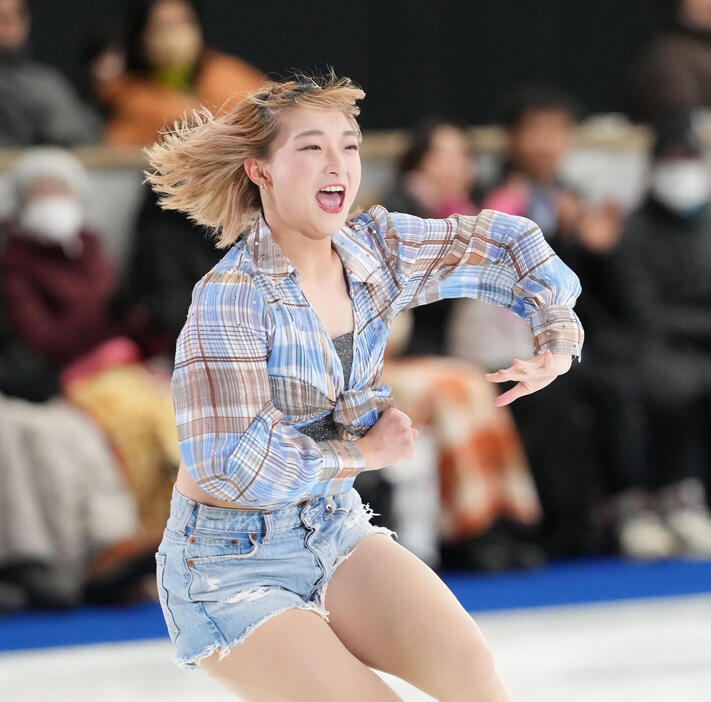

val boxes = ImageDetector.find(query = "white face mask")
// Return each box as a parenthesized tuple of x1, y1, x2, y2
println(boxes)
(145, 24, 203, 69)
(650, 159, 711, 214)
(19, 196, 84, 245)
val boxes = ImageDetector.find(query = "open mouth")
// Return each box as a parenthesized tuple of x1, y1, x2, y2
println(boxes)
(315, 184, 346, 213)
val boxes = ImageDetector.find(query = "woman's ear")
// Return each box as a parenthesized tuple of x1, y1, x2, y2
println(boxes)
(244, 157, 270, 188)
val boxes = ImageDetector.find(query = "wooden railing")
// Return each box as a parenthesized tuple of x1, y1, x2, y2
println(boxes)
(0, 120, 656, 172)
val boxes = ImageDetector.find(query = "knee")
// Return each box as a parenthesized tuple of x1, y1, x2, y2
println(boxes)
(436, 645, 500, 701)
(461, 645, 498, 688)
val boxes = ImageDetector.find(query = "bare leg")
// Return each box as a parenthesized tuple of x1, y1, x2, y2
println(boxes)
(323, 533, 515, 702)
(198, 607, 404, 702)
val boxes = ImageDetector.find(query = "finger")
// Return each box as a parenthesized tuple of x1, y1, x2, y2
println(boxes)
(491, 366, 558, 384)
(493, 382, 530, 406)
(495, 374, 559, 405)
(484, 366, 511, 378)
(485, 375, 509, 383)
(484, 367, 512, 382)
(485, 368, 530, 383)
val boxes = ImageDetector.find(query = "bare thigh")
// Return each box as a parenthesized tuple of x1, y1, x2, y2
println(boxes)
(198, 607, 404, 702)
(322, 533, 513, 702)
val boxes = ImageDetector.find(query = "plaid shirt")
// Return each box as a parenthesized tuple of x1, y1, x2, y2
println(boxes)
(172, 205, 584, 508)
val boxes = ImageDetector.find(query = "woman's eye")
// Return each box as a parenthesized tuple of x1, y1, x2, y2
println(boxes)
(301, 144, 359, 151)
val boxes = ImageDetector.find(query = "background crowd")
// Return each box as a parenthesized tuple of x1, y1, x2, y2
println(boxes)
(2, 0, 711, 614)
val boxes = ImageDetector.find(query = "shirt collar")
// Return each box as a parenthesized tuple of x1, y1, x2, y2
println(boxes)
(244, 210, 383, 287)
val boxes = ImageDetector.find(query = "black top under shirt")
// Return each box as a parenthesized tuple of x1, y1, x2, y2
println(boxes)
(298, 330, 354, 441)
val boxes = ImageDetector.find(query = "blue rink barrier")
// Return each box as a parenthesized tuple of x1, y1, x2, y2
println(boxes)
(1, 556, 710, 653)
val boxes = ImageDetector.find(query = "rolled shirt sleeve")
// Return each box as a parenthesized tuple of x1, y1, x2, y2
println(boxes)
(369, 205, 584, 361)
(171, 270, 365, 507)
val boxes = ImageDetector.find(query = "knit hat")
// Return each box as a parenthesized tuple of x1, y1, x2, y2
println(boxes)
(11, 147, 89, 204)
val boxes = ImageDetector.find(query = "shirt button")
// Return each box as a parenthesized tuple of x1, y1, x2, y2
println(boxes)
(249, 533, 258, 540)
(231, 539, 238, 544)
(326, 504, 333, 513)
(188, 536, 196, 543)
(187, 559, 195, 567)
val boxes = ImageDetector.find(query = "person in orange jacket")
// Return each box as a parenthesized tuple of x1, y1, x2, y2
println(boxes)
(90, 0, 264, 147)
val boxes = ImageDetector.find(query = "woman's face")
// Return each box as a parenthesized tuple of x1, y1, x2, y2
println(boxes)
(682, 0, 711, 30)
(509, 109, 574, 183)
(0, 0, 29, 50)
(143, 0, 203, 69)
(258, 106, 362, 239)
(418, 125, 475, 196)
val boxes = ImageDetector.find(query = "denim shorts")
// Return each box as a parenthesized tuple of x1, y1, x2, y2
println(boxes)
(155, 485, 398, 670)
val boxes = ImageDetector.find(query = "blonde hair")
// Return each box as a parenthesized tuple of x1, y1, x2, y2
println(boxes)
(143, 69, 366, 248)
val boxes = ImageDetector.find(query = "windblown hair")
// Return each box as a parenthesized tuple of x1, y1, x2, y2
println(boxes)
(143, 69, 366, 248)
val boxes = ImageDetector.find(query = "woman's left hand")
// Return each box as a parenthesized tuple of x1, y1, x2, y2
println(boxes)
(484, 349, 573, 406)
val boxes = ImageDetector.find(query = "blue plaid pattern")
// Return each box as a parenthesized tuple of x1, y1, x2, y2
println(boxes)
(171, 205, 584, 508)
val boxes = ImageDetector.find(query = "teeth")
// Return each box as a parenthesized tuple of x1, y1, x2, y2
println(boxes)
(321, 185, 344, 192)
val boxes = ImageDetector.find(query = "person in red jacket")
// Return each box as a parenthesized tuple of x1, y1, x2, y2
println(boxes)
(0, 147, 122, 367)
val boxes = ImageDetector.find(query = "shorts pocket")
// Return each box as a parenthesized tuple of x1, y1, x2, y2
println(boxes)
(185, 533, 263, 603)
(155, 553, 180, 642)
(184, 532, 260, 566)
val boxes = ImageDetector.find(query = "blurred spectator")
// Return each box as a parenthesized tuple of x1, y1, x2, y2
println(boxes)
(60, 337, 180, 534)
(484, 83, 622, 244)
(449, 301, 604, 558)
(598, 115, 711, 558)
(0, 391, 141, 611)
(447, 85, 622, 557)
(0, 147, 124, 367)
(90, 0, 264, 146)
(0, 282, 59, 402)
(0, 149, 182, 610)
(384, 116, 478, 220)
(382, 116, 478, 356)
(472, 84, 621, 367)
(379, 311, 545, 572)
(627, 0, 711, 123)
(114, 185, 224, 359)
(0, 0, 101, 146)
(0, 145, 181, 526)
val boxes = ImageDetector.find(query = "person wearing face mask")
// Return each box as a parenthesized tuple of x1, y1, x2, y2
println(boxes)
(0, 147, 122, 367)
(649, 146, 711, 220)
(90, 0, 264, 147)
(601, 115, 711, 559)
(0, 146, 184, 562)
(0, 0, 101, 146)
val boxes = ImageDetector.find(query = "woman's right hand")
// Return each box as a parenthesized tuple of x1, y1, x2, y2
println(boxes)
(356, 407, 418, 471)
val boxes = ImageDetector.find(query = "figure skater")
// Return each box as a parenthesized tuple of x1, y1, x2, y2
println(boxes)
(145, 70, 584, 701)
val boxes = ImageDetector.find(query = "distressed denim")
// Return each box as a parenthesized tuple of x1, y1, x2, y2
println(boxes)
(155, 485, 397, 670)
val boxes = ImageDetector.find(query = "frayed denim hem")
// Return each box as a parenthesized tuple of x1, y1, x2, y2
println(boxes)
(311, 502, 398, 620)
(169, 497, 397, 672)
(171, 599, 330, 671)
